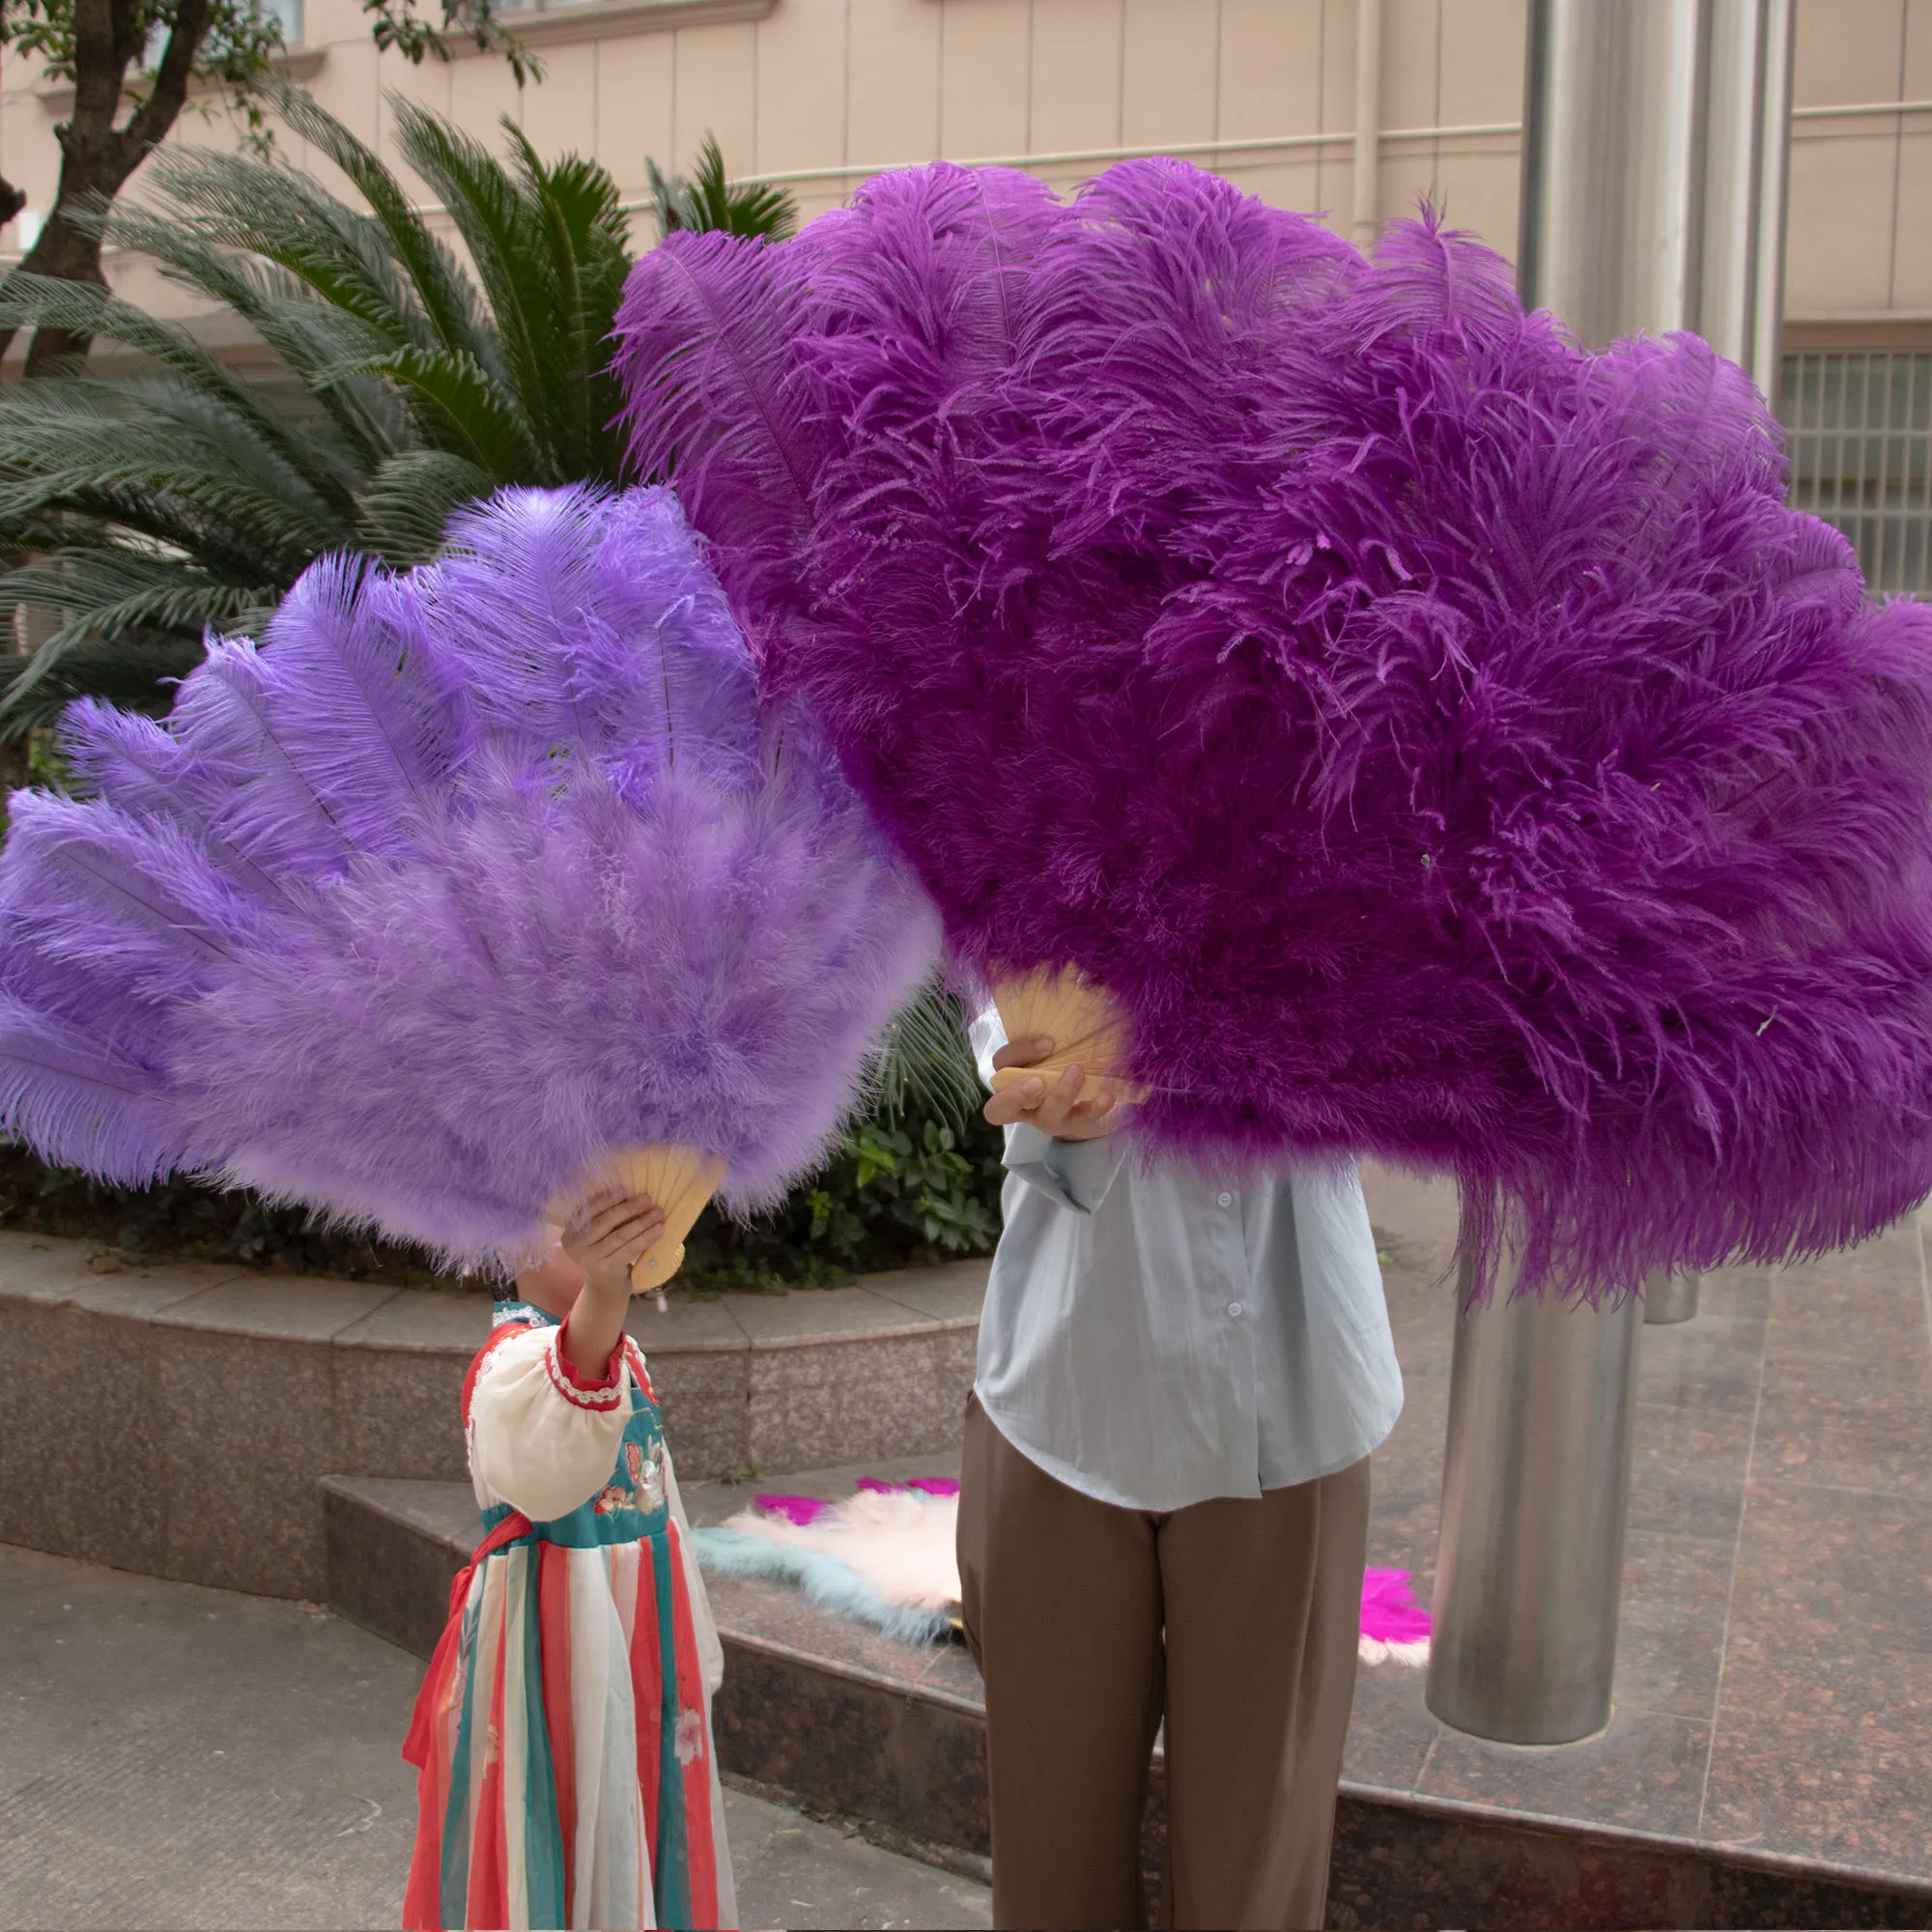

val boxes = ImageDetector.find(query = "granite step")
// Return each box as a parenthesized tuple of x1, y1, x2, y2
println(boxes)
(321, 1471, 1932, 1931)
(0, 1231, 985, 1602)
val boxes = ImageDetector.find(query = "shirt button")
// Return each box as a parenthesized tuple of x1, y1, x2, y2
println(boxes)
(1217, 1190, 1234, 1208)
(1228, 1300, 1245, 1318)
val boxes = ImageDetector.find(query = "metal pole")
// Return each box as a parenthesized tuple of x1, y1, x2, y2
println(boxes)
(1427, 0, 1720, 1746)
(1351, 0, 1384, 250)
(1427, 1257, 1643, 1743)
(1515, 0, 1709, 348)
(1697, 0, 1771, 365)
(1697, 0, 1797, 395)
(1642, 1, 1791, 1333)
(1643, 1268, 1704, 1325)
(1748, 0, 1798, 397)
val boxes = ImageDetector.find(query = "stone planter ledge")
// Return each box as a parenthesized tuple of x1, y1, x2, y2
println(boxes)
(0, 1231, 985, 1603)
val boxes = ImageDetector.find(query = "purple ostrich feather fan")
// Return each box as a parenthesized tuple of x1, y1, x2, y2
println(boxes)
(613, 158, 1932, 1302)
(0, 485, 938, 1266)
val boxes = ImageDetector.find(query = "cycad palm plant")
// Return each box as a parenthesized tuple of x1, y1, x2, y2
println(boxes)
(0, 111, 989, 1259)
(0, 92, 762, 734)
(647, 133, 798, 242)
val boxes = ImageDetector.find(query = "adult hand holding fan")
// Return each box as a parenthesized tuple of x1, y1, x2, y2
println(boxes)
(986, 967, 1143, 1108)
(0, 485, 938, 1284)
(616, 158, 1932, 1301)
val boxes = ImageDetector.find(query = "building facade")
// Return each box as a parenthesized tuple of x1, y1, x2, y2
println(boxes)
(2, 0, 1927, 584)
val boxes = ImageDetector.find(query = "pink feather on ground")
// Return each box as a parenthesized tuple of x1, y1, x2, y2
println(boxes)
(1358, 1568, 1433, 1646)
(752, 1493, 833, 1526)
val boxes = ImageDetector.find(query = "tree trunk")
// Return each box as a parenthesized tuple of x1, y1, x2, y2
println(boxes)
(0, 0, 213, 374)
(16, 184, 118, 374)
(0, 719, 31, 790)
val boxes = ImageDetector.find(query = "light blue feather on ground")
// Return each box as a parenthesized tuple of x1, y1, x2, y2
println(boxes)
(692, 1526, 953, 1645)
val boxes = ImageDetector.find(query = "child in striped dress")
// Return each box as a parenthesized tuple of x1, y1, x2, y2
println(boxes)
(403, 1189, 736, 1931)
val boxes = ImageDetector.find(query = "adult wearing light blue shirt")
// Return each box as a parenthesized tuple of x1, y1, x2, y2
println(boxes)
(958, 1009, 1404, 1931)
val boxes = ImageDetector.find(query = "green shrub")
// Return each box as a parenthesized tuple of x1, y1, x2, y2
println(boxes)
(0, 1101, 1006, 1292)
(0, 1140, 452, 1283)
(682, 1114, 1005, 1291)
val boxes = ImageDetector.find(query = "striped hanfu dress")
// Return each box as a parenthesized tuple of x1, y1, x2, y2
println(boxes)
(404, 1299, 736, 1931)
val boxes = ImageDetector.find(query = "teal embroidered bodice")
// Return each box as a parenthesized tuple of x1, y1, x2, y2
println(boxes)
(483, 1299, 673, 1550)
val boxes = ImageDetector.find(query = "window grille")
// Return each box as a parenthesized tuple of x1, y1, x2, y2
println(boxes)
(1778, 350, 1932, 598)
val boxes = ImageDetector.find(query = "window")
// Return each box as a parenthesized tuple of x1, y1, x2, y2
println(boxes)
(1778, 351, 1932, 598)
(143, 0, 302, 62)
(261, 0, 304, 45)
(458, 0, 773, 39)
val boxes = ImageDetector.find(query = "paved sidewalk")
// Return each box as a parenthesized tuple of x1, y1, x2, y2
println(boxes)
(1350, 1167, 1932, 1883)
(0, 1544, 989, 1931)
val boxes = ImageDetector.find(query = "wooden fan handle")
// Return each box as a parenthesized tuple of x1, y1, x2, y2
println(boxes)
(631, 1237, 687, 1289)
(987, 1061, 1149, 1106)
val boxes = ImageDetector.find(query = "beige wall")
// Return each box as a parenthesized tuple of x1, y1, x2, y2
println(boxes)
(0, 0, 1924, 336)
(1785, 0, 1932, 327)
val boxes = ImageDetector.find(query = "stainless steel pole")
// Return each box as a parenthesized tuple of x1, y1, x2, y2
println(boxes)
(1697, 0, 1771, 365)
(1515, 0, 1709, 349)
(1427, 1257, 1643, 1743)
(1639, 0, 1792, 1333)
(1748, 0, 1797, 397)
(1427, 0, 1721, 1746)
(1643, 1268, 1703, 1325)
(1696, 0, 1797, 394)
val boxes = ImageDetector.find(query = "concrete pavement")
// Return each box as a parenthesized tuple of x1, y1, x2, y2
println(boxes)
(0, 1544, 989, 1931)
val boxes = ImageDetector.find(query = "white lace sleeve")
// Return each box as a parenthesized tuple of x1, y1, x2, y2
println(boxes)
(467, 1323, 632, 1521)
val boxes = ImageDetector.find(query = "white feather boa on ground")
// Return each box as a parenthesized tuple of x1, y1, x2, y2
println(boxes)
(694, 1482, 1431, 1662)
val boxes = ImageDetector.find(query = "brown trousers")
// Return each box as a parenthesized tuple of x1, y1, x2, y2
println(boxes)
(956, 1398, 1372, 1932)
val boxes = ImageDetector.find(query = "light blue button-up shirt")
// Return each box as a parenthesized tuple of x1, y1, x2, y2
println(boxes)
(970, 1009, 1404, 1512)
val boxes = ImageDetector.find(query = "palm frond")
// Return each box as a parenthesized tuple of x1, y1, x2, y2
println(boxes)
(503, 126, 632, 479)
(0, 526, 285, 630)
(0, 273, 357, 512)
(126, 145, 450, 359)
(387, 101, 555, 469)
(98, 205, 414, 474)
(0, 629, 208, 737)
(258, 85, 490, 359)
(0, 541, 273, 736)
(646, 152, 698, 240)
(0, 547, 261, 623)
(651, 134, 798, 242)
(0, 93, 641, 733)
(0, 381, 354, 567)
(355, 448, 495, 565)
(868, 980, 983, 1134)
(368, 344, 544, 479)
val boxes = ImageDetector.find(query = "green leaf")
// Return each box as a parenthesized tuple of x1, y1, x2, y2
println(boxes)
(388, 101, 563, 469)
(367, 344, 544, 479)
(868, 979, 983, 1134)
(650, 133, 798, 242)
(264, 85, 491, 359)
(355, 448, 495, 565)
(0, 624, 209, 739)
(0, 89, 636, 785)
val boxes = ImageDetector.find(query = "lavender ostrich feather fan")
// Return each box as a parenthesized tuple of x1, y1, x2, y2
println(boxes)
(614, 157, 1932, 1301)
(0, 485, 938, 1268)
